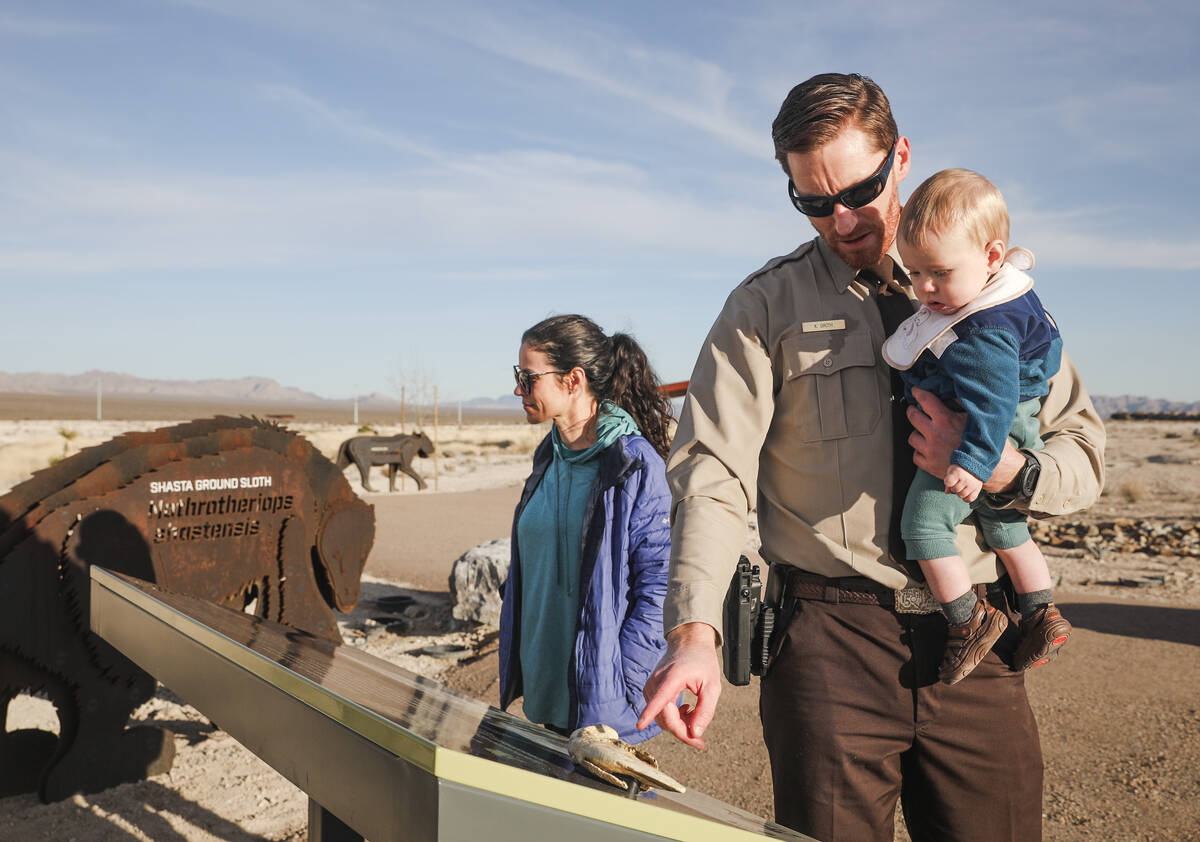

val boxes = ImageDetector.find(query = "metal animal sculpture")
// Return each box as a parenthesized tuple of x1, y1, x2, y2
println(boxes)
(567, 725, 686, 793)
(336, 432, 435, 492)
(0, 416, 374, 802)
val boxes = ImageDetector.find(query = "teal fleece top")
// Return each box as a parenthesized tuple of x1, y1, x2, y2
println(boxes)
(898, 288, 1062, 481)
(515, 402, 639, 728)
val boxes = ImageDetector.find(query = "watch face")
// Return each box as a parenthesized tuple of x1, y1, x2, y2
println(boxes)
(1020, 457, 1041, 497)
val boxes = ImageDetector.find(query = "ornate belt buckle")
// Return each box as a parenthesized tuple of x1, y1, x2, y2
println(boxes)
(893, 584, 940, 615)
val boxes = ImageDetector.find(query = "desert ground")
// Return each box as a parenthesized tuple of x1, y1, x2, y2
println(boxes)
(1, 407, 1198, 841)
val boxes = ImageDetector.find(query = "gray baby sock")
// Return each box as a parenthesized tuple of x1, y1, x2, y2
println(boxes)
(942, 590, 980, 625)
(1017, 589, 1053, 619)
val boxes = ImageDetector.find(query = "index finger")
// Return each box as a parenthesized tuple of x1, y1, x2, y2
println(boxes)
(640, 675, 704, 747)
(638, 674, 681, 731)
(909, 387, 948, 420)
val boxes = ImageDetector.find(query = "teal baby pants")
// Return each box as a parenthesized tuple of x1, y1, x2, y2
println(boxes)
(901, 398, 1043, 561)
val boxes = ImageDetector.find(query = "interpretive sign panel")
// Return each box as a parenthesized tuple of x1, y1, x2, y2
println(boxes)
(91, 567, 816, 842)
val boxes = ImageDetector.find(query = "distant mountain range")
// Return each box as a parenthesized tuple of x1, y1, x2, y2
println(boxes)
(0, 370, 1192, 418)
(0, 370, 520, 410)
(1088, 395, 1200, 418)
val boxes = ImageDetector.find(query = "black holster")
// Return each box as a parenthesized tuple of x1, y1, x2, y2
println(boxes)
(722, 556, 797, 685)
(721, 556, 761, 686)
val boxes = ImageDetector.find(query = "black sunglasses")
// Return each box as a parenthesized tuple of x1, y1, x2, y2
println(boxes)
(513, 365, 567, 395)
(788, 142, 898, 217)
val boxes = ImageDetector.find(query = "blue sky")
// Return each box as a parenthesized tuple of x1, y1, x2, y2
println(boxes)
(2, 0, 1198, 402)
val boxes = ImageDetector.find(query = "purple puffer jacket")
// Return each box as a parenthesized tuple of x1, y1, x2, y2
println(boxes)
(499, 433, 670, 744)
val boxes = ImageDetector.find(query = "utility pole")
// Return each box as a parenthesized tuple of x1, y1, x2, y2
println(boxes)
(434, 386, 439, 491)
(96, 377, 102, 421)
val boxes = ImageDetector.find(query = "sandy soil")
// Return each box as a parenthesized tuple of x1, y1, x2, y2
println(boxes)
(2, 418, 1198, 841)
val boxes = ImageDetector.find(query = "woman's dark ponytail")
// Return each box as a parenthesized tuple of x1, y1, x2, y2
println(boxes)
(521, 315, 673, 459)
(606, 333, 673, 460)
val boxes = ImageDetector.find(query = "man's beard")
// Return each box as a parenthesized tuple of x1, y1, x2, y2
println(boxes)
(825, 190, 901, 270)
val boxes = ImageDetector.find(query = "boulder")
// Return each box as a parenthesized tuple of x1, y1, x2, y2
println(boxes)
(449, 538, 511, 627)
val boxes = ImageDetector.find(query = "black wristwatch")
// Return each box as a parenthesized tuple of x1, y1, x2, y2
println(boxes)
(1016, 449, 1041, 500)
(985, 449, 1040, 507)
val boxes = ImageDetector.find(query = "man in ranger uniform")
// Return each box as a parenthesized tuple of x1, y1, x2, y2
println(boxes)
(638, 73, 1105, 842)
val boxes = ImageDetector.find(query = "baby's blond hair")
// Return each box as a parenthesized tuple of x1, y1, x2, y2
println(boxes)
(899, 168, 1009, 250)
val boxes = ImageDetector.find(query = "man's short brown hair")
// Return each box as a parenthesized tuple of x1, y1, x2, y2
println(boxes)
(899, 168, 1010, 250)
(772, 73, 898, 178)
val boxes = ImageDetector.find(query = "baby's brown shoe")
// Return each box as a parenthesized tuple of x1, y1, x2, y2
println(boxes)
(1013, 603, 1072, 671)
(939, 600, 1008, 685)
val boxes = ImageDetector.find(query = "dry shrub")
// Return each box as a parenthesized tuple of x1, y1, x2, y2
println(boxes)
(513, 438, 540, 455)
(1118, 480, 1148, 503)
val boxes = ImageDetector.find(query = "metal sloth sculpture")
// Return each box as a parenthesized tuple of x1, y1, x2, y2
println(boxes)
(0, 416, 374, 802)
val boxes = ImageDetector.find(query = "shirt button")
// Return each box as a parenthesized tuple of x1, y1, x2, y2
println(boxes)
(823, 358, 833, 367)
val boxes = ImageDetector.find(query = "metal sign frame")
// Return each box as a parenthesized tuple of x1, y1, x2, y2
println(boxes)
(90, 567, 811, 842)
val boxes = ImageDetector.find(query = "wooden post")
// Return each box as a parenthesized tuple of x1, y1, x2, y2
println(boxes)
(439, 386, 444, 491)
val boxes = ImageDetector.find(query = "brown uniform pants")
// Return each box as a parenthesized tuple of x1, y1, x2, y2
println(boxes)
(759, 581, 1042, 842)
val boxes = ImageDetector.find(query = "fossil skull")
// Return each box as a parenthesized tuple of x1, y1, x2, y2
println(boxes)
(567, 724, 685, 793)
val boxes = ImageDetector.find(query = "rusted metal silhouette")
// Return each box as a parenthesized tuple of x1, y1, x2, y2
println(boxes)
(336, 432, 435, 492)
(0, 416, 374, 802)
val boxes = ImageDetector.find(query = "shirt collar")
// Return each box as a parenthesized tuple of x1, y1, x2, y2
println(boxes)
(815, 236, 860, 293)
(816, 237, 911, 294)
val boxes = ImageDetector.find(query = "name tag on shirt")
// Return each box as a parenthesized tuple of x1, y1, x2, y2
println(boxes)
(801, 319, 846, 333)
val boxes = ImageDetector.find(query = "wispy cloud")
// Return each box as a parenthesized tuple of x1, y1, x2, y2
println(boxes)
(1023, 231, 1200, 272)
(0, 14, 115, 38)
(0, 147, 793, 276)
(1018, 206, 1200, 271)
(1028, 82, 1194, 162)
(419, 4, 765, 157)
(256, 83, 447, 163)
(173, 0, 766, 158)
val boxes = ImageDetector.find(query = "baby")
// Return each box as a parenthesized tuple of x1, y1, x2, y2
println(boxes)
(883, 168, 1072, 685)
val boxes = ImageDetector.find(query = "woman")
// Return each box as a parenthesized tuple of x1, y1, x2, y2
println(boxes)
(499, 314, 673, 744)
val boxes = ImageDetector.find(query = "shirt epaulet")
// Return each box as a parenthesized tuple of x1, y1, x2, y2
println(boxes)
(737, 240, 818, 289)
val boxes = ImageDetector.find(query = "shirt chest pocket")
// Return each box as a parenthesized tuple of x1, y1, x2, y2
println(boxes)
(779, 330, 882, 442)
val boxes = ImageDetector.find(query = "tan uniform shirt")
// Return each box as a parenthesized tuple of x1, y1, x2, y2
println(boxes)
(665, 236, 1106, 633)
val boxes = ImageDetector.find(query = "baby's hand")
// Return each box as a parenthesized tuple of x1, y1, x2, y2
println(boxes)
(945, 465, 983, 502)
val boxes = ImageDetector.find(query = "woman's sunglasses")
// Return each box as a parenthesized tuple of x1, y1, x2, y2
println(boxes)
(513, 365, 567, 395)
(788, 142, 897, 217)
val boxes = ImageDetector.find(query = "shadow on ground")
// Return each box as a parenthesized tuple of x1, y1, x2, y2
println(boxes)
(0, 779, 276, 842)
(1059, 601, 1200, 647)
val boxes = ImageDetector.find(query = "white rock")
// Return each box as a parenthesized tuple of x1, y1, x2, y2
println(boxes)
(449, 538, 511, 628)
